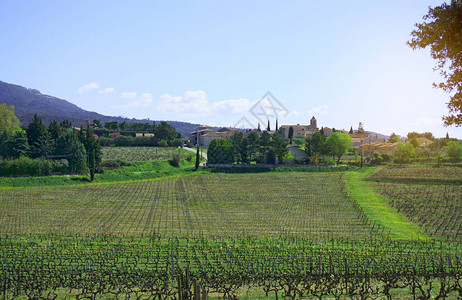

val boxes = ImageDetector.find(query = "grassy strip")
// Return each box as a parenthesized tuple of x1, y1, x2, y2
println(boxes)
(0, 154, 206, 188)
(345, 167, 429, 241)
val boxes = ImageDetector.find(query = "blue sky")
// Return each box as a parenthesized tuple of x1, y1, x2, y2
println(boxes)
(1, 0, 460, 138)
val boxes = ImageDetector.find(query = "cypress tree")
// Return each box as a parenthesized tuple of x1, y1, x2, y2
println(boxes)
(195, 145, 200, 171)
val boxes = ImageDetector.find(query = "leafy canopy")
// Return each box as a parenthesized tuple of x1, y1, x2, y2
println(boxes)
(0, 103, 21, 134)
(408, 1, 462, 126)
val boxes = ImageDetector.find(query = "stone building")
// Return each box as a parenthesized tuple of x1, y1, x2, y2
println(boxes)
(279, 117, 319, 139)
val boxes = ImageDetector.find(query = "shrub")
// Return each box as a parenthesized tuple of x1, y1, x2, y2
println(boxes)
(444, 141, 462, 162)
(169, 153, 181, 167)
(0, 156, 61, 177)
(169, 138, 183, 148)
(114, 135, 134, 147)
(394, 143, 415, 164)
(158, 140, 168, 147)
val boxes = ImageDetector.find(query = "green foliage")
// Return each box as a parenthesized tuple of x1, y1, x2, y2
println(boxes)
(326, 132, 352, 164)
(388, 132, 402, 143)
(288, 126, 294, 144)
(154, 121, 180, 141)
(0, 156, 62, 177)
(230, 131, 244, 163)
(393, 143, 415, 164)
(169, 152, 181, 167)
(407, 131, 434, 141)
(158, 139, 168, 147)
(101, 147, 180, 162)
(408, 137, 420, 148)
(169, 138, 183, 147)
(310, 132, 326, 156)
(26, 114, 51, 158)
(208, 139, 234, 164)
(0, 130, 29, 159)
(271, 132, 287, 163)
(0, 103, 21, 134)
(293, 137, 304, 146)
(408, 1, 462, 126)
(195, 146, 200, 170)
(443, 140, 462, 162)
(54, 130, 88, 174)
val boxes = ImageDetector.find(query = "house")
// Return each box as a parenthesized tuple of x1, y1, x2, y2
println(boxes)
(416, 137, 434, 148)
(357, 142, 403, 156)
(135, 133, 155, 137)
(190, 126, 239, 147)
(280, 117, 319, 139)
(350, 134, 385, 147)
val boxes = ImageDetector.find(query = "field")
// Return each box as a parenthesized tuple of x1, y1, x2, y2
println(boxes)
(101, 147, 183, 162)
(0, 167, 461, 298)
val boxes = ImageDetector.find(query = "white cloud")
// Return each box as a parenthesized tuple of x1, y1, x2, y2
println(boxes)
(78, 82, 99, 94)
(121, 92, 137, 99)
(308, 104, 328, 116)
(98, 87, 115, 95)
(157, 90, 253, 116)
(292, 109, 300, 116)
(113, 93, 153, 108)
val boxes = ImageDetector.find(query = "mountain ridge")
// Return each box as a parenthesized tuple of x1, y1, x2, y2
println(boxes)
(0, 80, 200, 138)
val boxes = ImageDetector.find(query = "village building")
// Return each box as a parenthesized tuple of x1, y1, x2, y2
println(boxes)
(357, 142, 403, 156)
(190, 125, 239, 147)
(135, 133, 154, 137)
(279, 117, 319, 139)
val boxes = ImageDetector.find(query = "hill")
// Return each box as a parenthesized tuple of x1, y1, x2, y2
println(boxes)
(0, 80, 199, 137)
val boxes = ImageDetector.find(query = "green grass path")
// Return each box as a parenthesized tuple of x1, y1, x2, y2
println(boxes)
(345, 168, 429, 240)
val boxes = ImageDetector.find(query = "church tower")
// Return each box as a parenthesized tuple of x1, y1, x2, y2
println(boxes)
(310, 116, 317, 128)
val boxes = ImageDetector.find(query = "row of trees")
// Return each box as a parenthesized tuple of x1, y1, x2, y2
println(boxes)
(305, 132, 353, 164)
(208, 130, 355, 165)
(208, 131, 288, 164)
(0, 106, 101, 178)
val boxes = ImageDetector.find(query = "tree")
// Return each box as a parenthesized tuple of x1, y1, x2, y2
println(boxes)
(26, 114, 51, 158)
(230, 131, 244, 163)
(267, 120, 270, 131)
(305, 137, 312, 157)
(208, 139, 234, 164)
(0, 130, 29, 159)
(244, 132, 259, 163)
(388, 132, 402, 143)
(154, 121, 179, 141)
(92, 119, 101, 128)
(104, 121, 119, 130)
(195, 144, 200, 170)
(326, 132, 352, 164)
(0, 103, 21, 134)
(394, 143, 415, 164)
(48, 120, 63, 142)
(288, 126, 294, 145)
(444, 140, 462, 162)
(54, 130, 88, 173)
(271, 132, 288, 163)
(119, 121, 127, 131)
(407, 131, 435, 141)
(349, 126, 353, 134)
(310, 132, 326, 155)
(408, 1, 462, 126)
(89, 149, 95, 181)
(259, 131, 272, 163)
(83, 126, 102, 174)
(409, 137, 420, 148)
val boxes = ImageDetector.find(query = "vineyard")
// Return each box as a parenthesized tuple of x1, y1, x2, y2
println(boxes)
(101, 147, 181, 162)
(0, 170, 461, 298)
